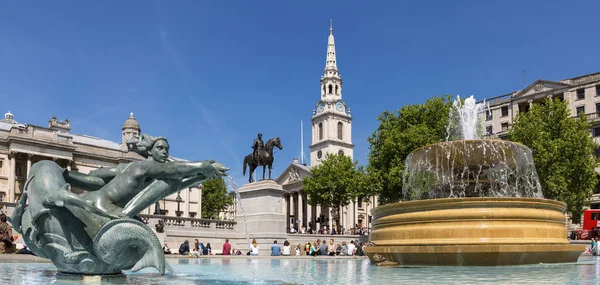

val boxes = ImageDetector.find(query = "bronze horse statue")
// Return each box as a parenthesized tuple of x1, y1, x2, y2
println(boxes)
(243, 137, 283, 183)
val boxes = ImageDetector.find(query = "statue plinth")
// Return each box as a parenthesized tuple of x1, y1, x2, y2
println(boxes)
(236, 180, 286, 236)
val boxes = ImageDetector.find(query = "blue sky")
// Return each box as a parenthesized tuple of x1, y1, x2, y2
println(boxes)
(1, 1, 599, 187)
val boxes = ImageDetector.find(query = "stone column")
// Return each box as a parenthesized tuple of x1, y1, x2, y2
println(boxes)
(353, 201, 358, 233)
(197, 186, 203, 218)
(306, 199, 312, 231)
(298, 192, 303, 227)
(316, 206, 321, 232)
(328, 207, 333, 232)
(528, 99, 533, 108)
(282, 193, 287, 215)
(8, 153, 16, 202)
(285, 193, 292, 229)
(26, 154, 32, 178)
(184, 188, 190, 218)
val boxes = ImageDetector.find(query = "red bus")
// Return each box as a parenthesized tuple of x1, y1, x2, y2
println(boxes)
(579, 209, 600, 240)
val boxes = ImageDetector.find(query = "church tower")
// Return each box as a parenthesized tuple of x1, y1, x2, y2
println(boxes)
(309, 20, 354, 167)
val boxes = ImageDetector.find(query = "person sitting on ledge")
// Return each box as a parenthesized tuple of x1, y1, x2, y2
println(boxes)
(163, 243, 171, 254)
(220, 238, 231, 255)
(16, 245, 34, 255)
(270, 240, 281, 256)
(0, 213, 15, 254)
(178, 240, 190, 255)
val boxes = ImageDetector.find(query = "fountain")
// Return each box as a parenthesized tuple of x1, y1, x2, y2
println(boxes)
(364, 95, 585, 266)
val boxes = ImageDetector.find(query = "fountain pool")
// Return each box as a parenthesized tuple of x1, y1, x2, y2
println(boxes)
(0, 256, 599, 284)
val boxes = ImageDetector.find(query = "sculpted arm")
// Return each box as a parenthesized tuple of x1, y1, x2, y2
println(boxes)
(146, 160, 221, 180)
(63, 170, 106, 191)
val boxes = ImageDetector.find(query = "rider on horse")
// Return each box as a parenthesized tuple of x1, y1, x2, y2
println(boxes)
(252, 133, 264, 164)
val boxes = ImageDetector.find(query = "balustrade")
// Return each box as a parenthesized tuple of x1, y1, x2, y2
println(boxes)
(0, 203, 236, 232)
(139, 214, 236, 231)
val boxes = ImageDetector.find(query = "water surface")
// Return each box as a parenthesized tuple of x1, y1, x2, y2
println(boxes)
(1, 256, 599, 284)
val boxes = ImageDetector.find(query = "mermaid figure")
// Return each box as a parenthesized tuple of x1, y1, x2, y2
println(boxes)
(10, 134, 229, 275)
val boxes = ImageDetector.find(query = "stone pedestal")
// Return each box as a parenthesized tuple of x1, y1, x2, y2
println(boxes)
(235, 180, 286, 237)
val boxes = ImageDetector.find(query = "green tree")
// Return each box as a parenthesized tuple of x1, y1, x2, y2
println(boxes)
(201, 177, 233, 219)
(508, 98, 598, 224)
(367, 95, 454, 204)
(302, 153, 362, 211)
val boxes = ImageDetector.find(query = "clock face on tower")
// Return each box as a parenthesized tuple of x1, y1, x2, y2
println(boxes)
(317, 103, 324, 113)
(335, 102, 344, 112)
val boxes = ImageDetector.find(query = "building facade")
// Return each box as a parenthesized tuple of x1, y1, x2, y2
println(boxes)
(0, 111, 203, 218)
(479, 71, 600, 216)
(277, 22, 377, 235)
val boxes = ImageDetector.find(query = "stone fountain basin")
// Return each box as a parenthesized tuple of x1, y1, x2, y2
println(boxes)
(364, 197, 584, 266)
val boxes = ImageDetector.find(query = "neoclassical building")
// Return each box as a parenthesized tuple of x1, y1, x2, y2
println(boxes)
(479, 71, 600, 211)
(276, 22, 378, 234)
(0, 111, 203, 218)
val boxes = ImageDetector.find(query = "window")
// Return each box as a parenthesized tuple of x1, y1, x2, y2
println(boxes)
(577, 88, 585, 100)
(596, 85, 600, 97)
(501, 106, 509, 117)
(317, 151, 323, 160)
(486, 126, 493, 135)
(486, 111, 492, 121)
(595, 148, 600, 158)
(335, 85, 339, 94)
(0, 160, 3, 175)
(337, 122, 343, 140)
(318, 123, 323, 140)
(358, 196, 364, 209)
(501, 123, 509, 132)
(338, 150, 344, 156)
(593, 127, 600, 137)
(593, 213, 598, 220)
(596, 103, 600, 114)
(328, 85, 333, 94)
(576, 106, 585, 116)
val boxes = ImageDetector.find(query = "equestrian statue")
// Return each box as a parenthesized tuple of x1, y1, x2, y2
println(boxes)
(243, 133, 283, 183)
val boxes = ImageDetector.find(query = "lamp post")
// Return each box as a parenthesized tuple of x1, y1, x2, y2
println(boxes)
(175, 193, 183, 217)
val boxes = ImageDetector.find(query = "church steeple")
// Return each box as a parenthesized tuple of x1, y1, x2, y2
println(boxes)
(321, 19, 342, 100)
(311, 20, 354, 167)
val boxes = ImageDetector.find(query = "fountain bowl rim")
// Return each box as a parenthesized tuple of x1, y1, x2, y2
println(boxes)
(409, 139, 529, 155)
(372, 197, 562, 215)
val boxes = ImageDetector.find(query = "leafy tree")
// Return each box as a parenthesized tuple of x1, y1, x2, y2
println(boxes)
(201, 178, 233, 219)
(508, 98, 598, 224)
(302, 153, 361, 210)
(367, 95, 454, 204)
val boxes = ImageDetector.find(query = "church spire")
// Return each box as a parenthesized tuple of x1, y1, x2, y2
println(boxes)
(320, 19, 342, 99)
(325, 19, 338, 72)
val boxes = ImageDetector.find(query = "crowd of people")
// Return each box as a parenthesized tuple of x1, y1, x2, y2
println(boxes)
(169, 237, 367, 257)
(289, 225, 370, 236)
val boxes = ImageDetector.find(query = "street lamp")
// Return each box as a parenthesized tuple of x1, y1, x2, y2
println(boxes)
(175, 193, 183, 217)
